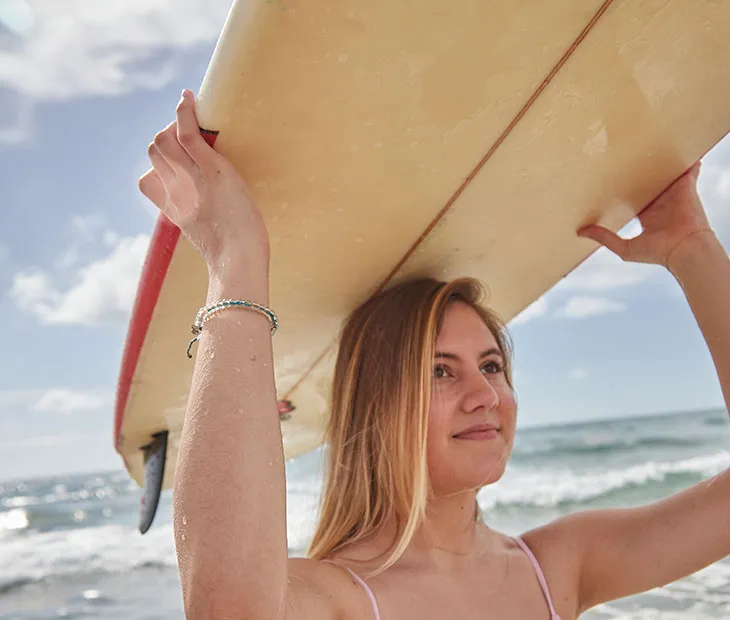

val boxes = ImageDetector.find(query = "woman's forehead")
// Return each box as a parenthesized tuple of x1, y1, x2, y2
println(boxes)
(437, 303, 497, 348)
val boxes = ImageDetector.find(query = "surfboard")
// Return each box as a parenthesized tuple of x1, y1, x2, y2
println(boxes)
(114, 0, 730, 532)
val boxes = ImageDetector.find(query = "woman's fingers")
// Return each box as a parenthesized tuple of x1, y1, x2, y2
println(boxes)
(144, 90, 216, 190)
(577, 224, 630, 260)
(138, 168, 168, 211)
(175, 90, 218, 176)
(152, 119, 199, 180)
(147, 142, 174, 182)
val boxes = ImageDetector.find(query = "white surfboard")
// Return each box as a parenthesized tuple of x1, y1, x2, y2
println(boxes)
(114, 0, 730, 532)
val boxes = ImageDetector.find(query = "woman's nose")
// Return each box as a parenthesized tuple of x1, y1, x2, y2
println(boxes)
(461, 371, 500, 412)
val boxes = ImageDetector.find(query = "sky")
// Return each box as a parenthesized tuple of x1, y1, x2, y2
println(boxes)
(0, 1, 728, 483)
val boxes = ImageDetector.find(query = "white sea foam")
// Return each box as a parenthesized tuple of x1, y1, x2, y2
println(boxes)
(479, 451, 730, 509)
(1, 482, 122, 509)
(0, 522, 177, 588)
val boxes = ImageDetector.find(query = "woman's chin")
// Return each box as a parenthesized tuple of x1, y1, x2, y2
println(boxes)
(432, 469, 506, 496)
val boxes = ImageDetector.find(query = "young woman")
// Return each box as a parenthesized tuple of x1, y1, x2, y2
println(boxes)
(139, 89, 730, 620)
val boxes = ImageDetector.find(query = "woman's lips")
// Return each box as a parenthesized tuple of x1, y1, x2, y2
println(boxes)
(453, 429, 499, 440)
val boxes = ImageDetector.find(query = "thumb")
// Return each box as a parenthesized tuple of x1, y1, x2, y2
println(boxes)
(577, 224, 630, 260)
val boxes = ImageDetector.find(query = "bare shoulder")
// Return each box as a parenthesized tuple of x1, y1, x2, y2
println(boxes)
(284, 556, 374, 620)
(519, 513, 587, 619)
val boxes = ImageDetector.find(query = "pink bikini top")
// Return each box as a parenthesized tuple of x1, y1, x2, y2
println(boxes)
(322, 535, 562, 620)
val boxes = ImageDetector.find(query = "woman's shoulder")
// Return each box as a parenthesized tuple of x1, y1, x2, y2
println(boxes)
(517, 516, 585, 617)
(518, 515, 585, 573)
(287, 554, 379, 620)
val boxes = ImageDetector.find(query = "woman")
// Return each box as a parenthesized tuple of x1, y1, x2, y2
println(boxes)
(139, 89, 730, 620)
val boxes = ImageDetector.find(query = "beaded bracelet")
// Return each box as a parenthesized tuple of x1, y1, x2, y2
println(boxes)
(186, 299, 279, 358)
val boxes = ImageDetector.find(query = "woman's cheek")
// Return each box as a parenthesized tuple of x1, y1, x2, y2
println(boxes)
(500, 387, 519, 438)
(427, 391, 453, 431)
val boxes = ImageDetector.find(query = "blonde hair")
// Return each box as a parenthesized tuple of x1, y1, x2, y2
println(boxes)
(306, 277, 515, 578)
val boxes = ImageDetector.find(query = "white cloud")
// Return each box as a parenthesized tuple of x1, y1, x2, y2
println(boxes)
(569, 368, 587, 380)
(0, 388, 47, 410)
(556, 244, 657, 293)
(0, 1, 35, 36)
(103, 230, 120, 247)
(56, 214, 110, 269)
(10, 234, 150, 325)
(510, 296, 548, 326)
(71, 214, 106, 243)
(617, 218, 643, 240)
(698, 146, 730, 244)
(556, 296, 626, 319)
(57, 246, 80, 271)
(32, 388, 106, 413)
(0, 387, 108, 413)
(9, 271, 60, 312)
(2, 0, 230, 99)
(0, 0, 231, 141)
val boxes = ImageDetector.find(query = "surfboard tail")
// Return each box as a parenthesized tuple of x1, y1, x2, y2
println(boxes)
(139, 431, 167, 534)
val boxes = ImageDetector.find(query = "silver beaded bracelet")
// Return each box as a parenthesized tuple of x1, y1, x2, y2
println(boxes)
(186, 299, 279, 358)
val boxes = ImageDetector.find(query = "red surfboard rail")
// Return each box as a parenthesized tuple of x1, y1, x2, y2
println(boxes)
(113, 129, 218, 456)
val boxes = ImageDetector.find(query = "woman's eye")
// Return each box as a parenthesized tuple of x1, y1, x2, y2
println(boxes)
(433, 362, 504, 379)
(483, 361, 504, 374)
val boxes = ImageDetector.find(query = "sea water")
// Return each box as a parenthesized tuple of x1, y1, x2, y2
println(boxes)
(2, 407, 730, 619)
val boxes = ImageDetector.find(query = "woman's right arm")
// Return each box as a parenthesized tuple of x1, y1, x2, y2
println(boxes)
(139, 90, 350, 620)
(174, 264, 289, 619)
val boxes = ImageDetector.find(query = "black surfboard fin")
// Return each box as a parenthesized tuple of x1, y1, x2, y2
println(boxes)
(139, 430, 168, 534)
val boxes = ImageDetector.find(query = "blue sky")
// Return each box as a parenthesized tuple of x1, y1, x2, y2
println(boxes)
(0, 1, 728, 482)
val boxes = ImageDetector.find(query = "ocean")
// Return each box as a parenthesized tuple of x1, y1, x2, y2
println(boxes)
(2, 407, 730, 619)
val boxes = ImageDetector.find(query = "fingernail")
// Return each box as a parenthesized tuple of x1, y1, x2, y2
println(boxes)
(181, 89, 189, 99)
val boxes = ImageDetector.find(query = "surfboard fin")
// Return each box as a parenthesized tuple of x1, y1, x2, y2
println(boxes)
(137, 401, 291, 534)
(139, 430, 167, 534)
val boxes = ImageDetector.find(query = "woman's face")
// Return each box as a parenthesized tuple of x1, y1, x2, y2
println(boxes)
(426, 301, 517, 497)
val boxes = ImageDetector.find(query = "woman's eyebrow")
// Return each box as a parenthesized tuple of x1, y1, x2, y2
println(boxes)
(434, 348, 502, 360)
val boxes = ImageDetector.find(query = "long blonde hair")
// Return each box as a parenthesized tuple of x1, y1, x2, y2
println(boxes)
(306, 277, 515, 578)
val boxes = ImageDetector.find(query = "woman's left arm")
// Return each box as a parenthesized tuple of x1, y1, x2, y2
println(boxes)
(668, 230, 730, 411)
(559, 161, 730, 614)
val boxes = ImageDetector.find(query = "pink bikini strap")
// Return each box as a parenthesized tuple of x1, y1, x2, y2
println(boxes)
(321, 559, 381, 620)
(512, 536, 561, 620)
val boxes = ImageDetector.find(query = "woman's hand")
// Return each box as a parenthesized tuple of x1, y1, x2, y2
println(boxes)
(577, 161, 714, 271)
(138, 89, 270, 277)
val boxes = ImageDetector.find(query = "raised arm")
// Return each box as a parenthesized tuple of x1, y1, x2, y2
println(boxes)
(138, 90, 346, 620)
(574, 231, 730, 613)
(175, 267, 288, 619)
(568, 162, 730, 613)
